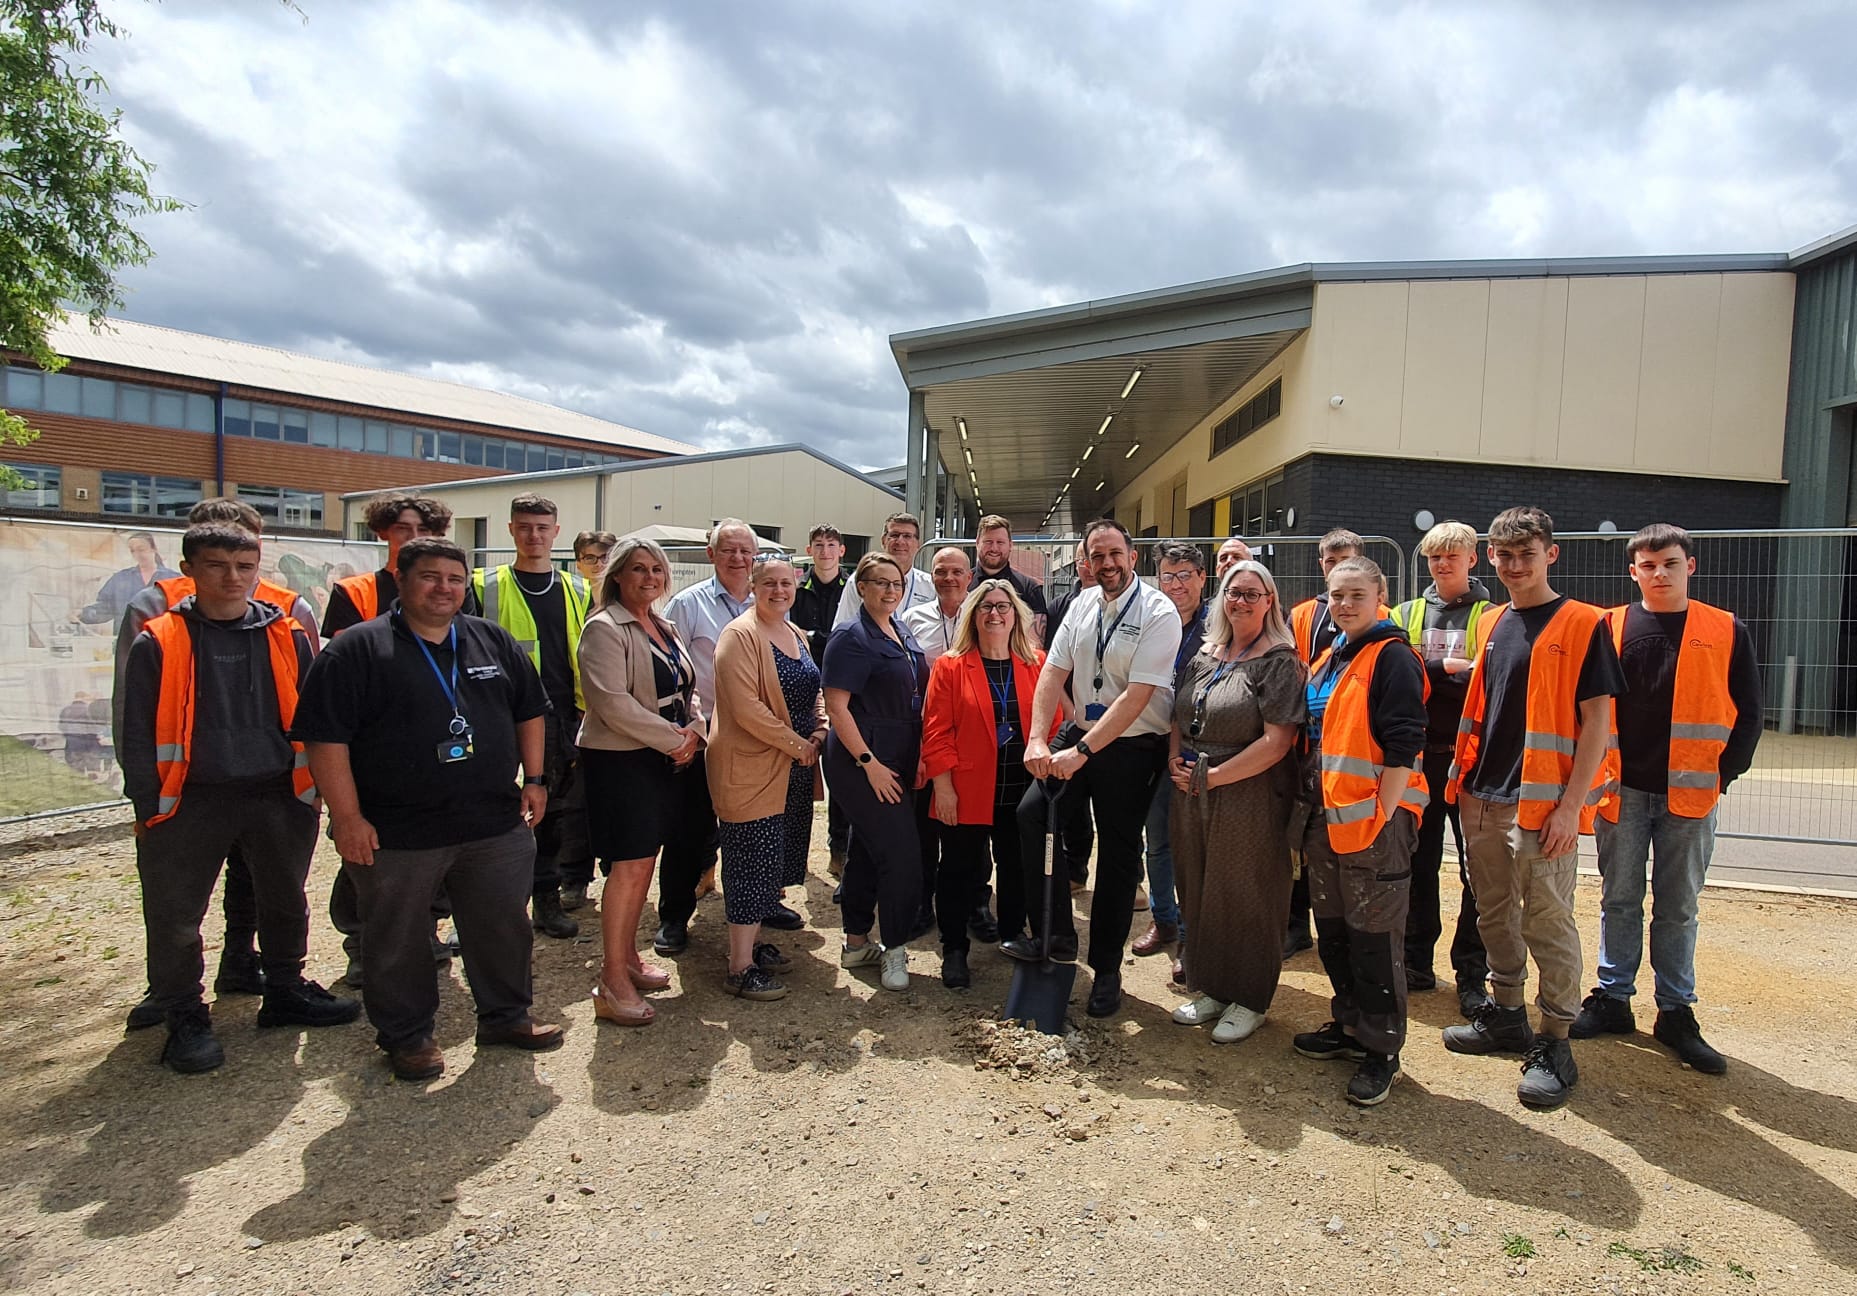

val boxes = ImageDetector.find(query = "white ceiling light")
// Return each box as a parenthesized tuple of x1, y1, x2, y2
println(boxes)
(1124, 442, 1141, 459)
(957, 417, 969, 441)
(1095, 480, 1106, 491)
(1069, 466, 1080, 480)
(963, 446, 973, 466)
(1081, 444, 1094, 461)
(1120, 368, 1144, 400)
(1096, 413, 1114, 437)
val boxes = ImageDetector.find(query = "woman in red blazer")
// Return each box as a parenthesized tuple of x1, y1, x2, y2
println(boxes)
(921, 579, 1059, 990)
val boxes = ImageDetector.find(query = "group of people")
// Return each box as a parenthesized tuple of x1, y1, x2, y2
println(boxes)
(118, 492, 1762, 1112)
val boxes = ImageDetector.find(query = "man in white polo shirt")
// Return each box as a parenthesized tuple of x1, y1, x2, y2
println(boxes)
(833, 512, 936, 629)
(1005, 518, 1181, 1018)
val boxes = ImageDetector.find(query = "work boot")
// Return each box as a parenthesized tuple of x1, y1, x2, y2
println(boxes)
(257, 977, 363, 1029)
(161, 1005, 224, 1074)
(967, 900, 999, 944)
(1652, 1006, 1728, 1074)
(1456, 980, 1492, 1020)
(1085, 970, 1123, 1018)
(1570, 989, 1635, 1039)
(213, 948, 265, 996)
(532, 892, 579, 939)
(559, 882, 588, 912)
(126, 993, 165, 1032)
(1517, 1037, 1579, 1109)
(1442, 1002, 1535, 1055)
(941, 947, 971, 990)
(1281, 922, 1314, 961)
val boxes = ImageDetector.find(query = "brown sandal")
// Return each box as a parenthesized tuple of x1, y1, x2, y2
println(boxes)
(592, 983, 655, 1027)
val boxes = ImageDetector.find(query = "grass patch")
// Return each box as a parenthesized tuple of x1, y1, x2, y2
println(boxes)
(0, 736, 120, 817)
(1608, 1241, 1705, 1274)
(1727, 1261, 1755, 1282)
(1502, 1233, 1536, 1259)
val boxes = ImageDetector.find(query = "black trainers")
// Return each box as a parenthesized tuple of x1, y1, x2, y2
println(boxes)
(213, 948, 265, 996)
(1569, 989, 1635, 1039)
(1347, 1051, 1401, 1107)
(1652, 1006, 1727, 1074)
(161, 1005, 224, 1074)
(1442, 1002, 1535, 1055)
(125, 993, 165, 1032)
(941, 947, 971, 990)
(559, 883, 588, 912)
(1456, 981, 1492, 1020)
(1293, 1020, 1368, 1062)
(752, 942, 792, 972)
(532, 892, 580, 939)
(257, 978, 363, 1029)
(725, 965, 789, 1001)
(1517, 1037, 1579, 1109)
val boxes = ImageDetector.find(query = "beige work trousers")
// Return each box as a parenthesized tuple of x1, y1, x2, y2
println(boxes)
(1459, 794, 1583, 1039)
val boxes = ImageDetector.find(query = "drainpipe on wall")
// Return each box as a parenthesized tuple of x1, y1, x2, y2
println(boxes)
(213, 381, 227, 494)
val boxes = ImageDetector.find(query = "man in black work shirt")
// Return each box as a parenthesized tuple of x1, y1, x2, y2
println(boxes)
(971, 514, 1048, 644)
(1572, 523, 1762, 1075)
(792, 524, 852, 873)
(294, 537, 564, 1081)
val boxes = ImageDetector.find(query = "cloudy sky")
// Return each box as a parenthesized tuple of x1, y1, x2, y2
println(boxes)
(88, 0, 1857, 468)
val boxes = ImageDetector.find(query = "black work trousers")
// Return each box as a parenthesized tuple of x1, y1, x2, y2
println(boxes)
(914, 787, 945, 919)
(1016, 729, 1166, 974)
(1406, 748, 1489, 987)
(533, 709, 593, 898)
(137, 781, 317, 1012)
(940, 796, 1024, 950)
(654, 752, 719, 932)
(826, 743, 922, 948)
(1058, 799, 1095, 886)
(1305, 810, 1417, 1057)
(347, 824, 536, 1051)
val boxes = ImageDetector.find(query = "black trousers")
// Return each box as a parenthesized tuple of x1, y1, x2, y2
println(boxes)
(655, 752, 719, 932)
(222, 848, 257, 951)
(1016, 729, 1166, 974)
(348, 824, 536, 1051)
(827, 791, 849, 855)
(914, 788, 946, 917)
(137, 782, 317, 1012)
(1058, 799, 1095, 886)
(826, 741, 921, 948)
(941, 796, 1025, 950)
(1306, 811, 1417, 1057)
(1406, 747, 1489, 986)
(532, 710, 593, 898)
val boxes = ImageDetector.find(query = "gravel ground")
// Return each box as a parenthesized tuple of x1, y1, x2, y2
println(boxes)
(1, 806, 1854, 1295)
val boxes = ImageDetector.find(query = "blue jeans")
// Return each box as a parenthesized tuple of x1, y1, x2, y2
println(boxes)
(1143, 776, 1182, 931)
(1593, 787, 1717, 1011)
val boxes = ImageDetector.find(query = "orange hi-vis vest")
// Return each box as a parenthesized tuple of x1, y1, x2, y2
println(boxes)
(155, 574, 302, 616)
(1598, 601, 1737, 821)
(144, 610, 315, 827)
(1309, 637, 1431, 852)
(332, 571, 382, 625)
(1446, 600, 1617, 832)
(1292, 596, 1392, 664)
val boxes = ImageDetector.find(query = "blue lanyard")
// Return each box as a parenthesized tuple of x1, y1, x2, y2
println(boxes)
(714, 581, 750, 619)
(413, 623, 463, 719)
(650, 627, 687, 697)
(1093, 583, 1139, 688)
(988, 661, 1015, 723)
(1175, 606, 1205, 673)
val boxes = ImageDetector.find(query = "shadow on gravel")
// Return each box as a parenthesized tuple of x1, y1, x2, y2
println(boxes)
(1576, 1040, 1857, 1269)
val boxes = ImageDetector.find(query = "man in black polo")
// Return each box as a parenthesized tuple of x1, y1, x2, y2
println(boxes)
(294, 537, 563, 1081)
(792, 523, 852, 875)
(972, 514, 1048, 644)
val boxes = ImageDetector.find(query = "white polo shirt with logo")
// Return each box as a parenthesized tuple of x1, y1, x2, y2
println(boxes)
(1045, 576, 1181, 738)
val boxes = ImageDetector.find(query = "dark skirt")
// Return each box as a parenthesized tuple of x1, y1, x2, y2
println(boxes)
(581, 744, 708, 863)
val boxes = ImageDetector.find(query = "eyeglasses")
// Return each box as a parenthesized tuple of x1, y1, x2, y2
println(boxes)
(978, 602, 1014, 617)
(1155, 571, 1202, 586)
(1222, 588, 1269, 604)
(862, 578, 904, 591)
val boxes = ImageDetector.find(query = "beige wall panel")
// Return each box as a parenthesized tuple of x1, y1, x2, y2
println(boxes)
(1400, 280, 1489, 459)
(668, 462, 715, 527)
(602, 470, 637, 533)
(1709, 273, 1794, 480)
(705, 459, 753, 527)
(1557, 276, 1645, 468)
(1480, 278, 1567, 463)
(1634, 275, 1722, 472)
(62, 465, 102, 515)
(1306, 281, 1408, 453)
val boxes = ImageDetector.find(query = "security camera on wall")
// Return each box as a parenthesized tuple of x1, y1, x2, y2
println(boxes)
(1329, 395, 1345, 408)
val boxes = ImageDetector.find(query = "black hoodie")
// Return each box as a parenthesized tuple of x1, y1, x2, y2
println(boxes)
(121, 596, 313, 822)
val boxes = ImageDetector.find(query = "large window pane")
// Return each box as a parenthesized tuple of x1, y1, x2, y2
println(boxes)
(338, 417, 363, 451)
(185, 392, 215, 432)
(309, 412, 337, 447)
(282, 409, 309, 444)
(1, 461, 59, 509)
(415, 428, 436, 460)
(223, 398, 251, 437)
(363, 420, 387, 454)
(462, 434, 483, 466)
(252, 404, 280, 440)
(389, 424, 414, 457)
(438, 431, 460, 463)
(153, 477, 201, 518)
(43, 371, 81, 414)
(546, 448, 565, 471)
(100, 470, 147, 514)
(239, 484, 281, 523)
(526, 444, 546, 472)
(5, 366, 43, 409)
(80, 377, 115, 418)
(117, 383, 152, 425)
(152, 390, 185, 428)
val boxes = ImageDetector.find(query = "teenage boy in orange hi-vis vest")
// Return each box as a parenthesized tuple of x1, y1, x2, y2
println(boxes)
(1443, 507, 1623, 1110)
(1572, 523, 1762, 1075)
(121, 524, 359, 1074)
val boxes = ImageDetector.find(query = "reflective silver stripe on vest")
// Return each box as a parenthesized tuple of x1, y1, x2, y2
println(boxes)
(156, 794, 180, 813)
(482, 569, 499, 627)
(154, 743, 186, 762)
(1671, 722, 1732, 743)
(1668, 770, 1718, 789)
(1524, 730, 1577, 756)
(1324, 799, 1380, 826)
(514, 639, 537, 653)
(1319, 754, 1381, 780)
(1517, 781, 1569, 803)
(1401, 783, 1430, 811)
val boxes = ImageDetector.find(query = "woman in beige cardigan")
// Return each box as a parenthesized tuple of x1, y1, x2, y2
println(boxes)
(577, 537, 706, 1027)
(707, 555, 828, 1000)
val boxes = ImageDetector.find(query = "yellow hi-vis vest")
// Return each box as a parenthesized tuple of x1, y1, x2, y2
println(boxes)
(472, 565, 591, 710)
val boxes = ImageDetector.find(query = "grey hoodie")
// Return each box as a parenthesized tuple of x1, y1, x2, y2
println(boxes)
(121, 597, 312, 821)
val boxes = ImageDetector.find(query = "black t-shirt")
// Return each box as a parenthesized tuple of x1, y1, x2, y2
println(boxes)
(1615, 603, 1763, 794)
(1467, 597, 1626, 801)
(972, 563, 1048, 622)
(513, 568, 575, 716)
(322, 569, 395, 639)
(290, 609, 550, 849)
(792, 569, 850, 663)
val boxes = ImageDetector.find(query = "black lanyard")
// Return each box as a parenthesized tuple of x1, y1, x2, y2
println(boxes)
(1093, 584, 1139, 691)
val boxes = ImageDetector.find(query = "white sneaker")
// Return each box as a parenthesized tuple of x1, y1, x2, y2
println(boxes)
(1211, 1003, 1265, 1043)
(1171, 994, 1228, 1025)
(840, 940, 881, 969)
(880, 946, 909, 991)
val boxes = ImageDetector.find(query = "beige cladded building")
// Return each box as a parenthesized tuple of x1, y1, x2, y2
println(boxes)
(347, 443, 904, 561)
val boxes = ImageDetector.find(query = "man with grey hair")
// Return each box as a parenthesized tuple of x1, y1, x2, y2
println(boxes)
(901, 546, 973, 664)
(1216, 536, 1254, 579)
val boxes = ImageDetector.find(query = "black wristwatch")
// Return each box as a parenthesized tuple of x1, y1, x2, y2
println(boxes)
(1075, 738, 1095, 758)
(857, 751, 874, 765)
(523, 773, 549, 789)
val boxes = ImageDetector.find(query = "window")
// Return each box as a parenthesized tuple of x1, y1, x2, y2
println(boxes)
(80, 377, 115, 419)
(43, 371, 81, 414)
(363, 420, 388, 454)
(117, 383, 153, 425)
(223, 398, 251, 437)
(338, 416, 363, 451)
(438, 431, 461, 463)
(414, 428, 436, 460)
(238, 484, 323, 529)
(5, 365, 42, 408)
(463, 434, 484, 466)
(152, 390, 186, 428)
(2, 461, 60, 509)
(526, 444, 547, 472)
(101, 471, 201, 517)
(1226, 469, 1287, 536)
(389, 424, 414, 458)
(1210, 378, 1283, 457)
(185, 393, 214, 432)
(282, 409, 310, 444)
(252, 404, 281, 440)
(546, 448, 564, 471)
(310, 412, 338, 447)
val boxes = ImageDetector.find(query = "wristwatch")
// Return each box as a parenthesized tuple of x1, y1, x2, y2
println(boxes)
(857, 751, 874, 765)
(1075, 738, 1095, 759)
(523, 773, 550, 788)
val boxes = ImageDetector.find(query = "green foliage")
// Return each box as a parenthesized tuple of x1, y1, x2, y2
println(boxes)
(1607, 1241, 1706, 1274)
(1, 0, 183, 478)
(1500, 1232, 1536, 1259)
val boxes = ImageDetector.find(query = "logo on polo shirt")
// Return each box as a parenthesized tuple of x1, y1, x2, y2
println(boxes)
(466, 664, 504, 680)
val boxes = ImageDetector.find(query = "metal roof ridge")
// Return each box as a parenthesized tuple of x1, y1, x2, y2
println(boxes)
(1789, 221, 1857, 268)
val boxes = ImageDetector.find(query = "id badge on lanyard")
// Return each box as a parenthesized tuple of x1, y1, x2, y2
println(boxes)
(1088, 588, 1136, 721)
